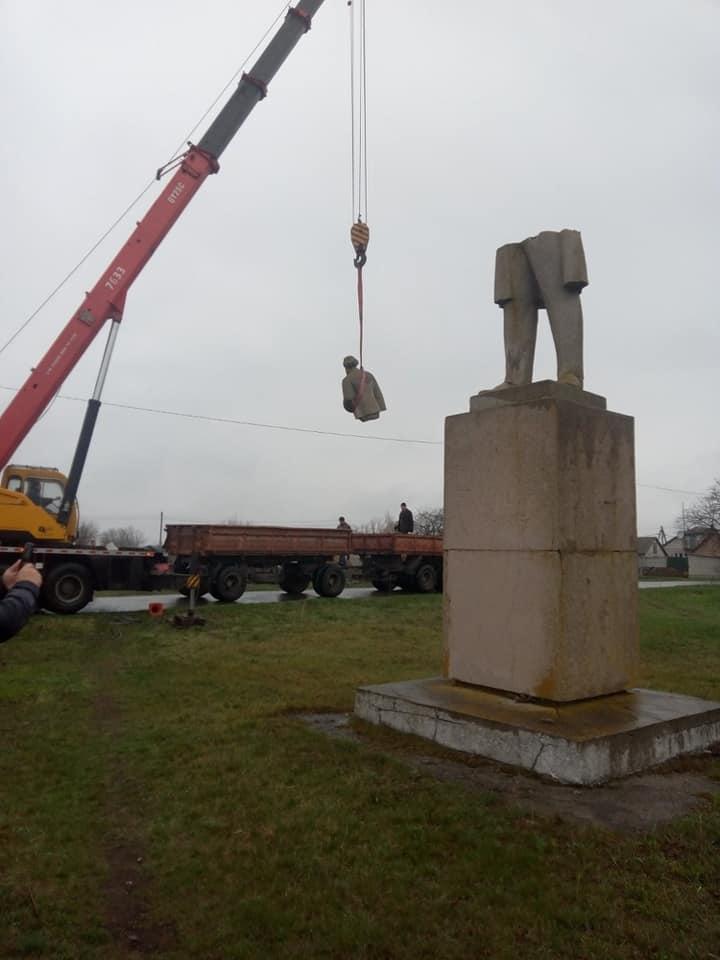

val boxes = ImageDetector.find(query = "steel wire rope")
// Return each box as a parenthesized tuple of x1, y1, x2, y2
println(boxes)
(0, 0, 292, 360)
(349, 1, 356, 222)
(349, 0, 367, 223)
(361, 0, 368, 222)
(349, 0, 369, 367)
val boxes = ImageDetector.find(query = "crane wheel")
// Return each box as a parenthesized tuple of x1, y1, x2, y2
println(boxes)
(210, 564, 247, 602)
(41, 562, 93, 614)
(313, 563, 346, 598)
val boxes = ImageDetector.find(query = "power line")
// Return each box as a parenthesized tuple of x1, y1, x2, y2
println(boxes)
(0, 385, 441, 446)
(0, 384, 709, 492)
(636, 483, 706, 496)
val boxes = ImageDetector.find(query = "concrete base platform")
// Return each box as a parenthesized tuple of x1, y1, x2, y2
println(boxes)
(355, 678, 720, 785)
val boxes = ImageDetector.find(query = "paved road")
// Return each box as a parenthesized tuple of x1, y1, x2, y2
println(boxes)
(638, 581, 718, 590)
(84, 586, 379, 614)
(82, 580, 718, 614)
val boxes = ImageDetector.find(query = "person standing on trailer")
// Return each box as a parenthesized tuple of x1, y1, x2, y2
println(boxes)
(336, 516, 352, 565)
(396, 503, 414, 534)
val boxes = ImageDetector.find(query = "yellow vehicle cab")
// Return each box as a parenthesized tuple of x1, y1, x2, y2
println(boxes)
(0, 465, 78, 544)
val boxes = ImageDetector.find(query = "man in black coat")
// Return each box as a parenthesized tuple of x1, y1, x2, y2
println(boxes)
(0, 559, 42, 642)
(396, 503, 414, 534)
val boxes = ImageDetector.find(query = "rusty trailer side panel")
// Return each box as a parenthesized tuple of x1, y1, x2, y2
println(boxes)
(164, 524, 352, 558)
(349, 533, 443, 555)
(164, 525, 444, 559)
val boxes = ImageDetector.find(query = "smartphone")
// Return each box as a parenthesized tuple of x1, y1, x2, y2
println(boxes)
(20, 542, 34, 563)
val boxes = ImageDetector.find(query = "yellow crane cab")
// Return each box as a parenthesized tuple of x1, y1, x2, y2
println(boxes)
(0, 465, 78, 545)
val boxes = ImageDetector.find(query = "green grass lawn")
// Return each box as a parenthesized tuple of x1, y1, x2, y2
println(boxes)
(1, 588, 719, 959)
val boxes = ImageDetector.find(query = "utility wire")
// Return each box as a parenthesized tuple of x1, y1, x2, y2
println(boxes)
(0, 385, 441, 446)
(0, 0, 291, 359)
(0, 383, 709, 496)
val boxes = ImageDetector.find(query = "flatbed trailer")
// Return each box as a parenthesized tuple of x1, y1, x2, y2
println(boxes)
(0, 524, 445, 615)
(165, 524, 444, 601)
(350, 533, 443, 593)
(165, 524, 353, 601)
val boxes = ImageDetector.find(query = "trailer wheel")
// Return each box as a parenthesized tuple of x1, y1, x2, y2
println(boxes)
(314, 563, 346, 598)
(278, 563, 310, 595)
(42, 563, 93, 614)
(414, 563, 438, 593)
(210, 565, 247, 602)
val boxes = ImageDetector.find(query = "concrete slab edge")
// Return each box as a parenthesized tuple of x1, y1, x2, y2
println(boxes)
(354, 687, 720, 786)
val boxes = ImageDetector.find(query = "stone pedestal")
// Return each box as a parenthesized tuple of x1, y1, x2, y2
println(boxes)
(355, 679, 720, 786)
(443, 381, 639, 702)
(354, 379, 720, 783)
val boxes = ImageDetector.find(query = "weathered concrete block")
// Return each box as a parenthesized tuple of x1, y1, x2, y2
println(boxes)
(355, 678, 720, 786)
(445, 385, 636, 553)
(443, 388, 638, 700)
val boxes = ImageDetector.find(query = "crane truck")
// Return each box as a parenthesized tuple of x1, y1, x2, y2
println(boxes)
(0, 3, 327, 612)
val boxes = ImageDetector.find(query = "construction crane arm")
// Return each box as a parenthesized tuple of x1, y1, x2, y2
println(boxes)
(0, 1, 325, 469)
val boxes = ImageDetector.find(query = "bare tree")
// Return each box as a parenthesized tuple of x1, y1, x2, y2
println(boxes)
(675, 479, 720, 533)
(99, 525, 146, 548)
(357, 512, 395, 533)
(415, 507, 444, 536)
(75, 519, 99, 545)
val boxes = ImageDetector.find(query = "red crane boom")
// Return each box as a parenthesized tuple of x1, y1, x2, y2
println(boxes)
(0, 2, 324, 472)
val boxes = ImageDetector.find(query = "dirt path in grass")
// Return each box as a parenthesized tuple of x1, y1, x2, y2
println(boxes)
(301, 712, 720, 832)
(93, 654, 177, 954)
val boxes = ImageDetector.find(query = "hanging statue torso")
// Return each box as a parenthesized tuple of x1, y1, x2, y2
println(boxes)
(342, 367, 386, 422)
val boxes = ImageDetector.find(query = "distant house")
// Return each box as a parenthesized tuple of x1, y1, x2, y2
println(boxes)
(636, 536, 667, 574)
(688, 528, 720, 577)
(663, 527, 720, 578)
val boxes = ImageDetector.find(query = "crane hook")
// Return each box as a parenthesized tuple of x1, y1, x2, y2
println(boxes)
(351, 220, 369, 269)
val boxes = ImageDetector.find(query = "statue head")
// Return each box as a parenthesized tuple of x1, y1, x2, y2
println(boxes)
(343, 355, 359, 370)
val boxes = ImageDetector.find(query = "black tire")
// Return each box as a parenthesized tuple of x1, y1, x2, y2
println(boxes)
(414, 563, 438, 593)
(313, 563, 346, 598)
(210, 564, 247, 602)
(371, 578, 394, 593)
(41, 562, 93, 614)
(278, 563, 310, 595)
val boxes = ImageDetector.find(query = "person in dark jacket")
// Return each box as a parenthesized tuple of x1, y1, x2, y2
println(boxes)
(0, 559, 42, 642)
(396, 503, 414, 534)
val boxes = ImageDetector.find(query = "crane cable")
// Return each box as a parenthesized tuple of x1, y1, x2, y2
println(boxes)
(348, 0, 369, 371)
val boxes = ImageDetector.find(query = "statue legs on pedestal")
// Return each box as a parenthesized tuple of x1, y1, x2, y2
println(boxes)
(494, 229, 587, 390)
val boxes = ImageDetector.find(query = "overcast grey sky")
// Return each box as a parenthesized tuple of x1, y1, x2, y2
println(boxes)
(1, 0, 718, 540)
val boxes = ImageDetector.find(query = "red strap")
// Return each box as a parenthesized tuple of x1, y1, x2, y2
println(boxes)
(356, 264, 364, 368)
